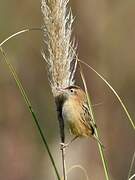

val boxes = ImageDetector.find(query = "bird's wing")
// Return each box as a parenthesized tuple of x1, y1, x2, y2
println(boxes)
(80, 101, 97, 130)
(81, 100, 104, 147)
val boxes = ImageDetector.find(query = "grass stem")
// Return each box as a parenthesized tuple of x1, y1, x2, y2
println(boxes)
(79, 62, 110, 180)
(78, 59, 135, 131)
(128, 151, 135, 180)
(0, 47, 61, 180)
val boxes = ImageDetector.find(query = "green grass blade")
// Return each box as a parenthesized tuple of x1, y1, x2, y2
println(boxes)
(128, 151, 135, 180)
(78, 59, 135, 131)
(65, 164, 89, 180)
(129, 174, 135, 180)
(79, 62, 110, 180)
(0, 28, 42, 47)
(0, 47, 61, 180)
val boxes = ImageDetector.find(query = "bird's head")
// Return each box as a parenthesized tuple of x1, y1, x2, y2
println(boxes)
(59, 85, 86, 102)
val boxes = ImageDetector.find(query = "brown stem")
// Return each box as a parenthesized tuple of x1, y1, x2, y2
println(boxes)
(55, 96, 67, 180)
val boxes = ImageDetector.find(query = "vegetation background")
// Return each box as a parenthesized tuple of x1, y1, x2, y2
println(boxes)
(0, 0, 134, 179)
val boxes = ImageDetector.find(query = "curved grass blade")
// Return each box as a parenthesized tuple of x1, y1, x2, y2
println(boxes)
(78, 59, 135, 131)
(0, 46, 60, 180)
(0, 28, 42, 47)
(129, 174, 135, 180)
(128, 151, 135, 180)
(62, 164, 89, 180)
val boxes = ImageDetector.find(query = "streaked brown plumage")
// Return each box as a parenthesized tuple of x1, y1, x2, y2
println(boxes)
(56, 85, 104, 148)
(62, 86, 95, 137)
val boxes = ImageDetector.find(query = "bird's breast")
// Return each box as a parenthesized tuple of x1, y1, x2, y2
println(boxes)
(62, 99, 92, 137)
(62, 99, 79, 123)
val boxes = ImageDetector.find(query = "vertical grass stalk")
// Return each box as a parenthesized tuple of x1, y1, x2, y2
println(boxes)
(79, 62, 110, 180)
(0, 47, 61, 180)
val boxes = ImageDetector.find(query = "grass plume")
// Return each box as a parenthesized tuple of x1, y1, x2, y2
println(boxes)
(41, 1, 77, 180)
(41, 0, 77, 96)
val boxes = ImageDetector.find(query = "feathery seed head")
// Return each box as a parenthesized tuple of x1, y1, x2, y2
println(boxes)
(41, 0, 77, 96)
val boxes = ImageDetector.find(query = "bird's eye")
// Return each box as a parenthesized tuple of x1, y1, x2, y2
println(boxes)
(70, 89, 74, 93)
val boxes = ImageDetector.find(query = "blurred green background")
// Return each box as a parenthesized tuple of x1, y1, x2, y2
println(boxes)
(0, 0, 135, 179)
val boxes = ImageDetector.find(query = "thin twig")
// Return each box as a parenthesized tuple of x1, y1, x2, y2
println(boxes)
(128, 151, 135, 180)
(0, 47, 61, 180)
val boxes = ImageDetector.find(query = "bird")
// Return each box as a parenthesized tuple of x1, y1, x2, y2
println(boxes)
(56, 85, 104, 149)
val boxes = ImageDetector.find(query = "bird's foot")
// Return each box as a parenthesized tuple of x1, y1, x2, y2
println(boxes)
(60, 136, 78, 150)
(60, 143, 69, 150)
